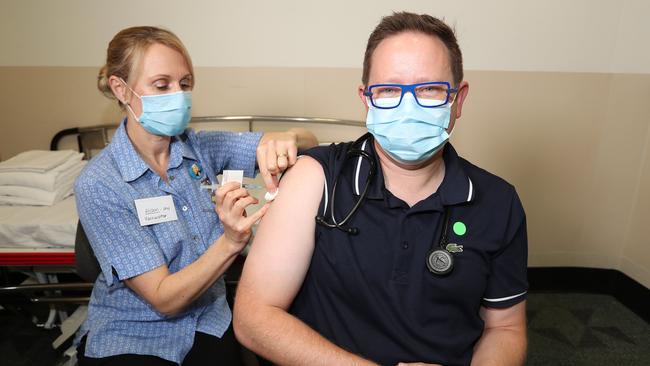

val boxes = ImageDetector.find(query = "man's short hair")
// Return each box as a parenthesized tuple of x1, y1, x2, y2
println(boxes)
(362, 12, 464, 87)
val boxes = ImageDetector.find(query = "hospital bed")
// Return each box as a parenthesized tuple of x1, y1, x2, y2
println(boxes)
(0, 115, 365, 322)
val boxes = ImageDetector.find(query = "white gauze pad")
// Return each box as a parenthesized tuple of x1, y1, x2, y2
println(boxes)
(264, 189, 279, 201)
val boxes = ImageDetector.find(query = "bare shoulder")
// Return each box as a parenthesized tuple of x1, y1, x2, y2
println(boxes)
(281, 155, 325, 186)
(260, 155, 325, 215)
(238, 155, 325, 308)
(252, 154, 324, 249)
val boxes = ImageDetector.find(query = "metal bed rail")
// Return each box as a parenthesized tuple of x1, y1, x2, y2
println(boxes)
(191, 115, 365, 129)
(51, 115, 365, 157)
(0, 283, 92, 304)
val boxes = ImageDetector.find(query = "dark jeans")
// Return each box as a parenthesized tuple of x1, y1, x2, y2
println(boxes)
(77, 326, 243, 366)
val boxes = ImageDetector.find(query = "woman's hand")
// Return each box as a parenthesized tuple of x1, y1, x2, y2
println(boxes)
(257, 128, 318, 192)
(214, 182, 269, 253)
(257, 131, 299, 191)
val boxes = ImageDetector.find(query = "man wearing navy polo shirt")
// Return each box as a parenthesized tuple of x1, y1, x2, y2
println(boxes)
(235, 12, 527, 366)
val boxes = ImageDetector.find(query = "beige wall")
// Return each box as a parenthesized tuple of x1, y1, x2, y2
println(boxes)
(621, 125, 650, 287)
(1, 0, 649, 288)
(2, 0, 650, 73)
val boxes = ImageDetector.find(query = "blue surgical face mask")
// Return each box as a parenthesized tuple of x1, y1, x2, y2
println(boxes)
(121, 79, 192, 136)
(366, 93, 454, 164)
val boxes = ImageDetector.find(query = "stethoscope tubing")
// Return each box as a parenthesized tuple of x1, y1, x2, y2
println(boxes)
(315, 134, 456, 275)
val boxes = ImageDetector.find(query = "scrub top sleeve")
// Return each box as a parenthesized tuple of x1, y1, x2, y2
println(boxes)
(481, 188, 529, 308)
(195, 130, 263, 178)
(74, 177, 166, 287)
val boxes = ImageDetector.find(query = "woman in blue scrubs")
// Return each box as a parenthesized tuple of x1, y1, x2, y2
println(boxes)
(74, 26, 317, 366)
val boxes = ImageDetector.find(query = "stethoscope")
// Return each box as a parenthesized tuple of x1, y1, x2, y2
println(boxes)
(426, 207, 455, 275)
(315, 133, 456, 275)
(315, 133, 376, 236)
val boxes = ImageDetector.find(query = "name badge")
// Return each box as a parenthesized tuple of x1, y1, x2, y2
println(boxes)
(134, 195, 179, 226)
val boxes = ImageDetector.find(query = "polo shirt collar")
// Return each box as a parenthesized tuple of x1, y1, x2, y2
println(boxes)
(110, 119, 197, 183)
(171, 133, 199, 168)
(350, 134, 385, 200)
(351, 135, 475, 206)
(439, 143, 475, 206)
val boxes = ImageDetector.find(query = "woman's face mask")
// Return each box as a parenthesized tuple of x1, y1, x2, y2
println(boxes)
(121, 79, 192, 137)
(366, 93, 454, 164)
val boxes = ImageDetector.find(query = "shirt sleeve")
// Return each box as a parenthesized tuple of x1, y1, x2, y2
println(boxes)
(74, 174, 166, 286)
(194, 130, 263, 178)
(481, 187, 529, 308)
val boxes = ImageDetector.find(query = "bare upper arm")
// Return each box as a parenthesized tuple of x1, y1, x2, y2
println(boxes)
(237, 156, 325, 310)
(480, 301, 527, 330)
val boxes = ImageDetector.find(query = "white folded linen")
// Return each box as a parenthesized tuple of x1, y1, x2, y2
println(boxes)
(0, 195, 78, 248)
(0, 184, 74, 206)
(0, 150, 80, 173)
(0, 161, 85, 206)
(0, 194, 69, 206)
(0, 158, 85, 191)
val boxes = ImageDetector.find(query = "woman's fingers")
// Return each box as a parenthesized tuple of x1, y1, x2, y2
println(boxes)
(257, 141, 278, 192)
(257, 134, 301, 192)
(214, 182, 242, 207)
(214, 182, 270, 246)
(243, 203, 270, 228)
(286, 142, 298, 166)
(276, 153, 289, 172)
(232, 196, 259, 216)
(216, 186, 246, 216)
(274, 139, 298, 171)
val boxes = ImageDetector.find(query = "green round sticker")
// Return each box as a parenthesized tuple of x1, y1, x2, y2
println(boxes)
(453, 221, 467, 236)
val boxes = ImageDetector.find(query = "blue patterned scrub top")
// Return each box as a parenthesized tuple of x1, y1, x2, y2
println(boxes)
(74, 119, 262, 363)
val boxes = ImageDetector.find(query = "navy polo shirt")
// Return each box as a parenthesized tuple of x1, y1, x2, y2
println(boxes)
(291, 135, 528, 366)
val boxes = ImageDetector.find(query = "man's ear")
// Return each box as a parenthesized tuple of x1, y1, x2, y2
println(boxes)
(108, 75, 129, 104)
(358, 84, 369, 109)
(454, 81, 470, 119)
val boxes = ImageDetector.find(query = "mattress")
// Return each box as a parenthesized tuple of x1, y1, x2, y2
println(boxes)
(0, 195, 77, 249)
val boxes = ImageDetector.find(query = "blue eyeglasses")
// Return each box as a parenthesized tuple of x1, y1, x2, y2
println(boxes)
(363, 81, 458, 109)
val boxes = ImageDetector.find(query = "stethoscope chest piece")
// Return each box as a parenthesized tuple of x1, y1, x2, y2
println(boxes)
(426, 248, 454, 275)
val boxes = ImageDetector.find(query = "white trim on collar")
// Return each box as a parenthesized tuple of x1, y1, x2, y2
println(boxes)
(323, 177, 329, 216)
(353, 140, 368, 195)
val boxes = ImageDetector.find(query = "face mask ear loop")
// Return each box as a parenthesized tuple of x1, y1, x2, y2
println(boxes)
(446, 124, 456, 140)
(125, 103, 140, 123)
(365, 96, 374, 110)
(119, 77, 142, 122)
(118, 77, 142, 99)
(445, 99, 457, 137)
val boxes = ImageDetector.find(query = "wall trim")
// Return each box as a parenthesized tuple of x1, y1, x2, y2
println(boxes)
(528, 267, 650, 323)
